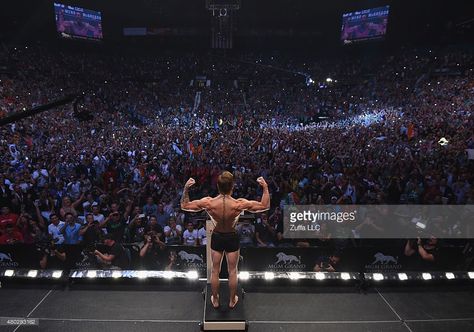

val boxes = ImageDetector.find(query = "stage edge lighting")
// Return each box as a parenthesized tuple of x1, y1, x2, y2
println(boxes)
(264, 272, 275, 280)
(186, 270, 199, 280)
(445, 272, 455, 280)
(4, 269, 15, 277)
(27, 270, 38, 278)
(238, 271, 250, 280)
(398, 273, 408, 281)
(422, 273, 432, 280)
(373, 273, 384, 281)
(341, 273, 350, 280)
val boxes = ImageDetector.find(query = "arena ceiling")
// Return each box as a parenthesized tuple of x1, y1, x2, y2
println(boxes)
(0, 0, 472, 48)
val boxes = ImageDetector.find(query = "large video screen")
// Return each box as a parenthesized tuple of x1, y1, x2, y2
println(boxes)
(341, 5, 389, 44)
(54, 3, 103, 41)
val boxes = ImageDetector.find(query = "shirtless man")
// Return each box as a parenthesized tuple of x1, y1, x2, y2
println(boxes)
(181, 171, 270, 309)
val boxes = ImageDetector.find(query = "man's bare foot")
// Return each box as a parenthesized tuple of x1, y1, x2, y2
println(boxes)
(211, 294, 220, 309)
(229, 295, 239, 309)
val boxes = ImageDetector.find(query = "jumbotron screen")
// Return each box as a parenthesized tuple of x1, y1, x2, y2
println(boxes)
(54, 3, 103, 41)
(341, 5, 389, 44)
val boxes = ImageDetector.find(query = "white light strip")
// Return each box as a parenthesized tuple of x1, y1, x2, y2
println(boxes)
(186, 270, 199, 280)
(87, 270, 97, 278)
(445, 272, 455, 280)
(238, 271, 250, 280)
(264, 272, 275, 280)
(52, 271, 62, 279)
(163, 271, 174, 279)
(422, 273, 432, 280)
(341, 273, 351, 280)
(289, 272, 301, 280)
(4, 269, 15, 277)
(468, 272, 474, 279)
(398, 273, 408, 281)
(373, 273, 384, 281)
(112, 271, 122, 279)
(315, 272, 326, 280)
(27, 270, 38, 278)
(137, 271, 148, 279)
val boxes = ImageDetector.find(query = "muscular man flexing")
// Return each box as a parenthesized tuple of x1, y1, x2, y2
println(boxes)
(181, 171, 270, 309)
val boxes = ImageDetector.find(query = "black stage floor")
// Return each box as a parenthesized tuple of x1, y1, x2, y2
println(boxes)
(0, 283, 473, 332)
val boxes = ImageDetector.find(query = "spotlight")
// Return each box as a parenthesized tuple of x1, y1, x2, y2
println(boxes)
(52, 271, 63, 279)
(87, 270, 97, 278)
(163, 271, 174, 279)
(112, 271, 122, 279)
(264, 272, 275, 280)
(238, 271, 250, 280)
(326, 77, 333, 83)
(4, 270, 14, 277)
(289, 272, 301, 280)
(315, 272, 325, 280)
(186, 270, 199, 280)
(445, 272, 455, 280)
(398, 273, 408, 281)
(422, 273, 432, 280)
(468, 272, 474, 279)
(137, 271, 147, 279)
(341, 273, 350, 280)
(373, 273, 384, 281)
(28, 270, 38, 278)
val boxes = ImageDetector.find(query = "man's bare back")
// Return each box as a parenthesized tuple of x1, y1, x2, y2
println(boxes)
(180, 172, 269, 309)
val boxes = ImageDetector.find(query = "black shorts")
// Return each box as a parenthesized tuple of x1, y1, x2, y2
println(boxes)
(211, 231, 240, 253)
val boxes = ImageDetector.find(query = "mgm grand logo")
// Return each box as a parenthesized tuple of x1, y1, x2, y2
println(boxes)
(267, 252, 306, 271)
(178, 250, 205, 268)
(0, 252, 19, 267)
(365, 252, 402, 271)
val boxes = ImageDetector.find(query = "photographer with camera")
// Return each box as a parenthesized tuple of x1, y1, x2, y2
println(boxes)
(404, 236, 439, 269)
(38, 239, 67, 269)
(139, 230, 166, 269)
(94, 233, 129, 269)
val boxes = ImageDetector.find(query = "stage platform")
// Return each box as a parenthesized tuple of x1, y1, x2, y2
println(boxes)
(202, 281, 246, 331)
(0, 283, 473, 332)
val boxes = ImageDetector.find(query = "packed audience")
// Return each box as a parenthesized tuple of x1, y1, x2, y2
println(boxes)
(0, 43, 473, 253)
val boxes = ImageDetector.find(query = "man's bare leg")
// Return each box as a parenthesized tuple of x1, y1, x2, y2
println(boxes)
(226, 249, 239, 308)
(211, 249, 224, 308)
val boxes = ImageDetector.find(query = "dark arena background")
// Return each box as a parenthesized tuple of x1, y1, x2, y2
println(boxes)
(0, 0, 474, 331)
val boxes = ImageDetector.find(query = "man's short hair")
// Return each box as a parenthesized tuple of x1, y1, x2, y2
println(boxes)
(217, 171, 234, 195)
